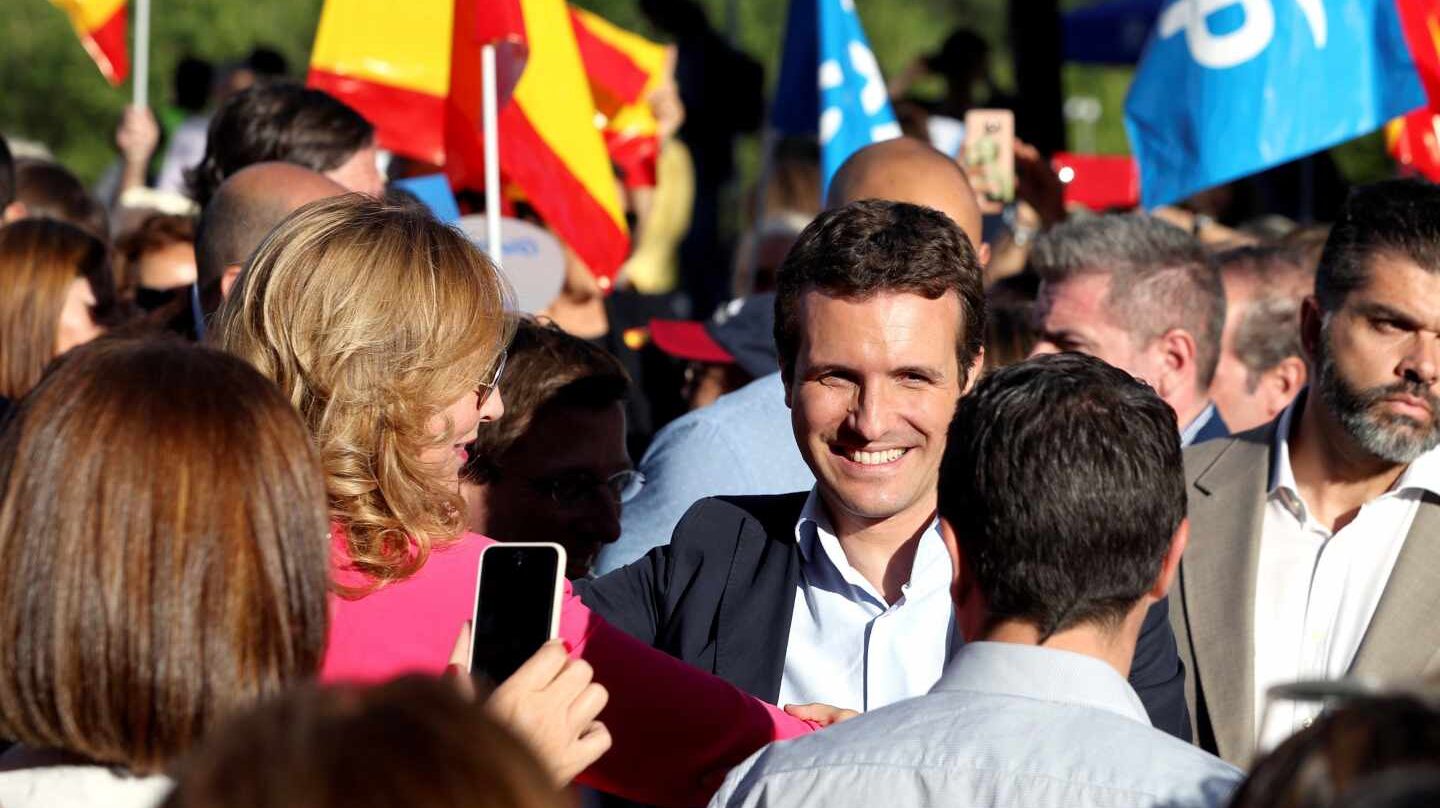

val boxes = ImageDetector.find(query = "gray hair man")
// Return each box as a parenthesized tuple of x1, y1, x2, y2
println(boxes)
(1209, 245, 1314, 432)
(1030, 214, 1228, 445)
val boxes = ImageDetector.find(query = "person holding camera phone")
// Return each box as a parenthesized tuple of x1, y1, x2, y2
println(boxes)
(213, 195, 832, 807)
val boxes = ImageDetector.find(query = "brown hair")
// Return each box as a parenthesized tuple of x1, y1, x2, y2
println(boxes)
(115, 212, 197, 300)
(1230, 696, 1440, 808)
(213, 194, 511, 591)
(14, 158, 109, 239)
(161, 676, 567, 808)
(0, 218, 118, 399)
(0, 338, 332, 774)
(462, 316, 629, 485)
(774, 199, 986, 386)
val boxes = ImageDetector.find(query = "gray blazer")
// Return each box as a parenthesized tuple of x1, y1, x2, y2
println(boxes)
(1171, 421, 1440, 766)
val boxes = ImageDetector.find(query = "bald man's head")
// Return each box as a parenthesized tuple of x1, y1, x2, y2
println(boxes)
(827, 138, 984, 254)
(195, 162, 346, 312)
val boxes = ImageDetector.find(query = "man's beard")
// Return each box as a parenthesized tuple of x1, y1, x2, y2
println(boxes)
(1315, 324, 1440, 464)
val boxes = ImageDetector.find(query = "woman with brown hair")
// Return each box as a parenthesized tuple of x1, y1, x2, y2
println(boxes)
(214, 194, 821, 807)
(162, 676, 567, 808)
(114, 212, 197, 311)
(0, 219, 119, 412)
(0, 339, 331, 807)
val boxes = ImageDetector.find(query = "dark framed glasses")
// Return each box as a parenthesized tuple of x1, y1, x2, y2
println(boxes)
(531, 469, 646, 507)
(476, 349, 508, 410)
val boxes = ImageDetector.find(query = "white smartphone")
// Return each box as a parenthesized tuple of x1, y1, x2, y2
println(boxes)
(468, 542, 566, 683)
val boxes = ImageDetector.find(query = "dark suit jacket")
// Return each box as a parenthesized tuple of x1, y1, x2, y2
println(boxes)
(582, 492, 1193, 741)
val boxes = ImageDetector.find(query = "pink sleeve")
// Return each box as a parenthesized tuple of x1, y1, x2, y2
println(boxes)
(558, 580, 818, 807)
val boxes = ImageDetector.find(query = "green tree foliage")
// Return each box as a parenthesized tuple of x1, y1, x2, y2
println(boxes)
(0, 0, 1390, 189)
(1, 0, 321, 183)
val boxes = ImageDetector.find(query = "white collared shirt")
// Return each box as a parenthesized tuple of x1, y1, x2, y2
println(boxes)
(1253, 398, 1440, 751)
(776, 489, 956, 713)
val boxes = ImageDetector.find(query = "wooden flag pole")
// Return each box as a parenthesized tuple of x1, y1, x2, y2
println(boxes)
(133, 0, 150, 108)
(481, 43, 502, 271)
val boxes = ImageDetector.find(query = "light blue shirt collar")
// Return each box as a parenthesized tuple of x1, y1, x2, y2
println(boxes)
(1180, 401, 1219, 446)
(934, 641, 1151, 726)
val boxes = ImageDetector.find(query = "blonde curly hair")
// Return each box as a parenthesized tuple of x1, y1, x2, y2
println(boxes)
(213, 194, 511, 592)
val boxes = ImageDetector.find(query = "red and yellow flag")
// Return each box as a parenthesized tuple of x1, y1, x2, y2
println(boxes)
(51, 0, 128, 86)
(309, 0, 629, 285)
(308, 0, 454, 165)
(1389, 1, 1440, 180)
(571, 7, 670, 188)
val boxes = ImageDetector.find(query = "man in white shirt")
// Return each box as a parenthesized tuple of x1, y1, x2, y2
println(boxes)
(583, 186, 1192, 739)
(711, 354, 1241, 808)
(1172, 178, 1440, 766)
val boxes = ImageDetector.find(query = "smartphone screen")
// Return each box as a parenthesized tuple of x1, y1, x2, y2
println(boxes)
(470, 544, 564, 684)
(962, 109, 1016, 215)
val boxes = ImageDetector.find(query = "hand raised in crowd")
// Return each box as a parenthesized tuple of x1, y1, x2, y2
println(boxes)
(114, 104, 160, 195)
(783, 702, 861, 727)
(450, 625, 612, 786)
(1013, 138, 1066, 228)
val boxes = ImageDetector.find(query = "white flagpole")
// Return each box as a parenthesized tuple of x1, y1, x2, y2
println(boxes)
(133, 0, 150, 108)
(481, 43, 502, 271)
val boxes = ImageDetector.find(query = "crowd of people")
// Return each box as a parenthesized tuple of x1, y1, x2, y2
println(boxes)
(3, 21, 1440, 808)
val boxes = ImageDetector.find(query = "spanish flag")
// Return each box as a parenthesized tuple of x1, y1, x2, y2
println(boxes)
(309, 0, 630, 285)
(1387, 1, 1440, 180)
(571, 6, 670, 188)
(51, 0, 128, 86)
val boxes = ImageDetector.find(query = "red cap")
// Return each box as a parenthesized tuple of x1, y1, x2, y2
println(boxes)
(648, 319, 736, 365)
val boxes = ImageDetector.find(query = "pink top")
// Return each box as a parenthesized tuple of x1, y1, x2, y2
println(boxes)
(322, 529, 817, 807)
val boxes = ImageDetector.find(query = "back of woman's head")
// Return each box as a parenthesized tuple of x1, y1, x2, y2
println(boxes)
(213, 194, 510, 590)
(0, 338, 331, 774)
(162, 676, 566, 808)
(1230, 696, 1440, 808)
(0, 218, 118, 399)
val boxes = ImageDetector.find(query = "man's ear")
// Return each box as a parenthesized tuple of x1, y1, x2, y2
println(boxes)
(1259, 356, 1307, 420)
(962, 347, 986, 395)
(940, 517, 986, 642)
(219, 264, 243, 300)
(1154, 328, 1200, 399)
(1299, 295, 1324, 364)
(1148, 517, 1190, 601)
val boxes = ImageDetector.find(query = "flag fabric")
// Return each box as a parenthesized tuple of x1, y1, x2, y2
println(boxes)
(480, 0, 630, 285)
(1387, 109, 1440, 181)
(1386, 1, 1440, 181)
(772, 0, 901, 194)
(309, 0, 627, 285)
(51, 0, 128, 86)
(308, 0, 454, 165)
(571, 6, 669, 188)
(1126, 0, 1429, 208)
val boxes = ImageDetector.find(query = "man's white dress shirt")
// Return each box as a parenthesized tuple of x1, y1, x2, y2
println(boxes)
(1253, 400, 1440, 751)
(775, 489, 955, 712)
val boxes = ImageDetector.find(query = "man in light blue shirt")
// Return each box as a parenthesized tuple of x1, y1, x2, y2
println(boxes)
(710, 354, 1242, 808)
(595, 371, 813, 576)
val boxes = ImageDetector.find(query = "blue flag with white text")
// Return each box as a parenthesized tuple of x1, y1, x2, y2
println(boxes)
(772, 0, 901, 195)
(1126, 0, 1427, 208)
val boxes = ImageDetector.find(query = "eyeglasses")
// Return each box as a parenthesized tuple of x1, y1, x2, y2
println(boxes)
(530, 469, 645, 507)
(475, 350, 508, 410)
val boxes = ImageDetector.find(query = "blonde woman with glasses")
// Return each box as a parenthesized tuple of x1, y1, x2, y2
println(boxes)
(213, 195, 820, 806)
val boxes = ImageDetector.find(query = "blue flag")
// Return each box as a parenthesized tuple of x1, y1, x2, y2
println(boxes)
(773, 0, 901, 194)
(1126, 0, 1427, 208)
